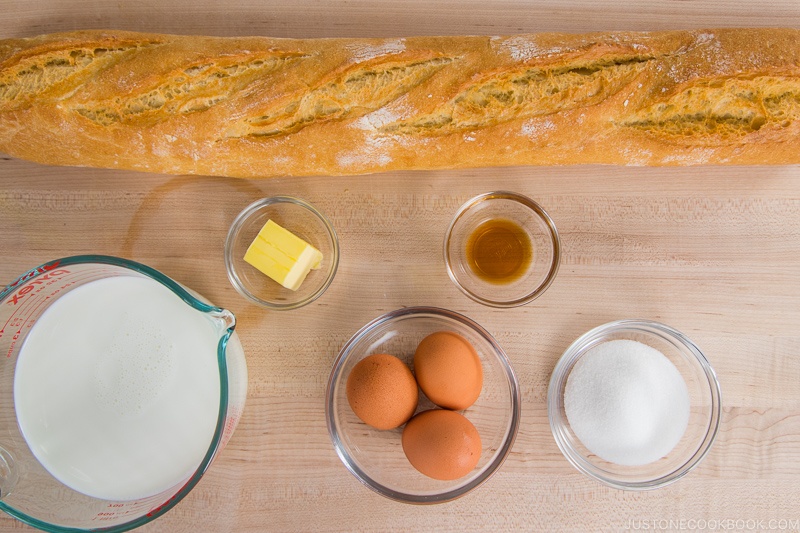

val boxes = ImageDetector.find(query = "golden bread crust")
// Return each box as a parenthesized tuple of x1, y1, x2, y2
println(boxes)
(1, 28, 799, 177)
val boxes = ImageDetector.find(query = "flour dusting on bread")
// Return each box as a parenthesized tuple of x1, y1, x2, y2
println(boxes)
(346, 39, 406, 63)
(1, 28, 799, 177)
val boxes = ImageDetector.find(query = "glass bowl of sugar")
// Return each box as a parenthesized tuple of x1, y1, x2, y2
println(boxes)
(547, 319, 721, 490)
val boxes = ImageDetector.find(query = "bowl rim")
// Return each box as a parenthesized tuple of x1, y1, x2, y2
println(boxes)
(224, 196, 339, 311)
(547, 318, 722, 491)
(443, 190, 561, 308)
(325, 306, 521, 504)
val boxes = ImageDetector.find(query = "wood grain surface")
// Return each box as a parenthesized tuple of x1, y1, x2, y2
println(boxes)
(2, 1, 800, 531)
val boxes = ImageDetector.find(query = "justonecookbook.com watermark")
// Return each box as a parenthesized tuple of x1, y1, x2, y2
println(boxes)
(625, 518, 800, 531)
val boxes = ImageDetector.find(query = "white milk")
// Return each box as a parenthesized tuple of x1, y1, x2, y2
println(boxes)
(14, 275, 222, 501)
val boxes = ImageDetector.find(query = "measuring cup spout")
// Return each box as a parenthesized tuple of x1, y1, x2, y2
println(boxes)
(209, 308, 236, 334)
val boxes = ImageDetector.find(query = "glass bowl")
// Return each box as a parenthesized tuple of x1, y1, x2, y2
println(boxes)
(326, 307, 521, 503)
(225, 196, 339, 310)
(444, 191, 560, 308)
(548, 319, 721, 490)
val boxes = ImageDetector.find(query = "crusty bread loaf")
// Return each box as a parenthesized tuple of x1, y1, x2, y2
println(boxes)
(1, 28, 799, 178)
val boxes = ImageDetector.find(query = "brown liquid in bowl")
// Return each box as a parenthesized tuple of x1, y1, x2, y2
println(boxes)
(466, 218, 532, 283)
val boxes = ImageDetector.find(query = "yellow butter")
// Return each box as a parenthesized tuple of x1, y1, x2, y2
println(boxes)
(244, 219, 323, 291)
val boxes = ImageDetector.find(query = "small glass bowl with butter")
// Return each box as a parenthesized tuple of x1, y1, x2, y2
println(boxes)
(548, 319, 722, 490)
(225, 196, 339, 310)
(444, 191, 561, 308)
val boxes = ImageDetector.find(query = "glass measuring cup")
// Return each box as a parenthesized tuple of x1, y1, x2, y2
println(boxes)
(0, 255, 248, 532)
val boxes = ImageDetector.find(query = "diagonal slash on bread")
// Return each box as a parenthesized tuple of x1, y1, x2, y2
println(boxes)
(0, 28, 799, 177)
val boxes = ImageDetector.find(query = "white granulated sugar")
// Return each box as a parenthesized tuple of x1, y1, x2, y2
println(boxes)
(165, 134, 177, 143)
(346, 39, 406, 63)
(564, 339, 690, 466)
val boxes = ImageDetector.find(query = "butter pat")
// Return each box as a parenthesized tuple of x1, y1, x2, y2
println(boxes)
(244, 220, 323, 291)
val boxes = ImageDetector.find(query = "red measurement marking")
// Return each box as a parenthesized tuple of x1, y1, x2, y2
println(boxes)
(5, 338, 17, 359)
(20, 292, 55, 332)
(1, 267, 126, 343)
(1, 269, 72, 336)
(146, 483, 189, 518)
(222, 414, 239, 444)
(2, 260, 61, 293)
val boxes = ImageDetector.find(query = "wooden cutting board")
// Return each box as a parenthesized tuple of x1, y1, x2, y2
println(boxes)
(1, 1, 799, 531)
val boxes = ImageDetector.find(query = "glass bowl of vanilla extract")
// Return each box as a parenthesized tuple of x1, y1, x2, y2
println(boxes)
(444, 191, 561, 308)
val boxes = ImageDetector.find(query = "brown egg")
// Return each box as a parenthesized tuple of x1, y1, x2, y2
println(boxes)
(346, 353, 418, 430)
(401, 409, 482, 480)
(413, 331, 483, 410)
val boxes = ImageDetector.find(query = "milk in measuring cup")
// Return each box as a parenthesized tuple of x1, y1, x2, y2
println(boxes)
(13, 275, 222, 501)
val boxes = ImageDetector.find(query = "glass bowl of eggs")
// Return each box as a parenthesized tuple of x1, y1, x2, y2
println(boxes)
(547, 319, 722, 490)
(325, 306, 521, 503)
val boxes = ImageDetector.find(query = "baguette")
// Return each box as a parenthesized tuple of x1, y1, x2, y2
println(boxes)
(0, 28, 799, 178)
